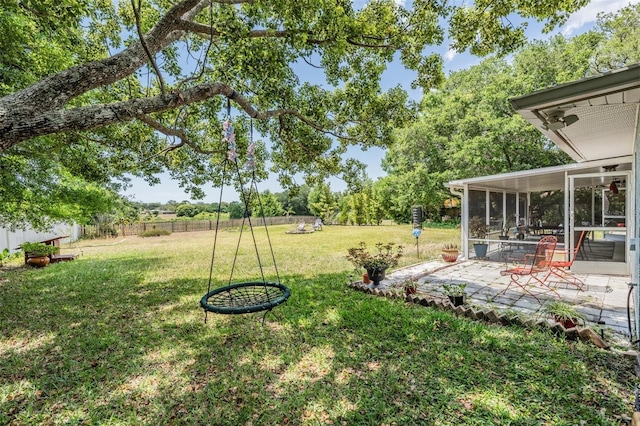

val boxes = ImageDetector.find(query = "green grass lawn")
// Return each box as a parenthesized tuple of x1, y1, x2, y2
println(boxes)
(1, 224, 637, 424)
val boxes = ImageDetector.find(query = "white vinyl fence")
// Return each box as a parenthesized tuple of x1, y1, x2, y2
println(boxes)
(0, 223, 81, 253)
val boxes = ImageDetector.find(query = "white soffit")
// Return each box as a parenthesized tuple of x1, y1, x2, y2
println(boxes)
(447, 157, 633, 193)
(510, 64, 640, 162)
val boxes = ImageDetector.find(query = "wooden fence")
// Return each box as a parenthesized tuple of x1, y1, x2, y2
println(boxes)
(80, 216, 317, 238)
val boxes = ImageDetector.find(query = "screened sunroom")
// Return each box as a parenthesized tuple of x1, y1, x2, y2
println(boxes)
(447, 157, 633, 275)
(446, 63, 640, 277)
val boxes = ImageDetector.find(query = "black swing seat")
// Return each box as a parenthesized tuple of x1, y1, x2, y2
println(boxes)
(200, 282, 291, 315)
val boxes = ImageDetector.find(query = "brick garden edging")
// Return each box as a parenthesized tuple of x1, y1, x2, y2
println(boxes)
(347, 281, 610, 349)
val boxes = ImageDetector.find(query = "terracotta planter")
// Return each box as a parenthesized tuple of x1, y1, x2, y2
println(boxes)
(26, 256, 50, 267)
(405, 287, 417, 295)
(555, 316, 579, 329)
(441, 249, 459, 262)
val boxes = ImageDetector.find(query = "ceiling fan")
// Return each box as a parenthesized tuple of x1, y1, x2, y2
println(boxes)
(541, 110, 579, 131)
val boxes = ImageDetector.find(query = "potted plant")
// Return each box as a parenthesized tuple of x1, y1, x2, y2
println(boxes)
(541, 301, 586, 329)
(499, 218, 513, 241)
(469, 216, 489, 258)
(21, 242, 59, 267)
(441, 243, 459, 262)
(402, 280, 418, 295)
(346, 242, 403, 286)
(442, 283, 467, 306)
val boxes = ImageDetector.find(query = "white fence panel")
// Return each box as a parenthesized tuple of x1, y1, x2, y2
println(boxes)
(0, 223, 81, 253)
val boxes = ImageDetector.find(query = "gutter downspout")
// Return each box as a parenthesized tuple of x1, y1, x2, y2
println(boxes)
(633, 106, 640, 347)
(449, 186, 466, 259)
(564, 171, 569, 252)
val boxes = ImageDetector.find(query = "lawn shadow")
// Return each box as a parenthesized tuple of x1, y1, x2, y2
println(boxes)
(1, 265, 636, 424)
(169, 272, 636, 424)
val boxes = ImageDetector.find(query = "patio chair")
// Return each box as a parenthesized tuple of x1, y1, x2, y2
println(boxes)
(497, 235, 559, 301)
(547, 230, 586, 291)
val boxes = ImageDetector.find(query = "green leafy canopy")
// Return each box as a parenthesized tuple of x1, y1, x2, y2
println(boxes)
(0, 0, 597, 228)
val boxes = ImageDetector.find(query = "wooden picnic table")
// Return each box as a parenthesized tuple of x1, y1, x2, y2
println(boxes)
(40, 235, 69, 247)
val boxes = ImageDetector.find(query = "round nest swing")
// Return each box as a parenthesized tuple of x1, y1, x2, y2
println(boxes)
(200, 281, 290, 315)
(200, 108, 290, 321)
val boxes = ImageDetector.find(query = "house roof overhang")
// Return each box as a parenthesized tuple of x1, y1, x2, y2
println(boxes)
(509, 63, 640, 162)
(447, 156, 632, 193)
(448, 64, 640, 194)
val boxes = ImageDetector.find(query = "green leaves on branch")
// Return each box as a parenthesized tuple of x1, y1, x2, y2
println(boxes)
(0, 0, 620, 229)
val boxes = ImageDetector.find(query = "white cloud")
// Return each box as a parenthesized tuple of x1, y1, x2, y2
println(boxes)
(561, 0, 640, 36)
(444, 48, 457, 62)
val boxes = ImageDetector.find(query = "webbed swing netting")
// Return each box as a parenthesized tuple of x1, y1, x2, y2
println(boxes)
(200, 113, 290, 318)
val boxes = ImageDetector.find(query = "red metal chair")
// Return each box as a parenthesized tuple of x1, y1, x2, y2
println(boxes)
(497, 236, 559, 301)
(547, 231, 586, 291)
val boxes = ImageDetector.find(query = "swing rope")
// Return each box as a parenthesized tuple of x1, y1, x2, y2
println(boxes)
(201, 99, 290, 321)
(203, 153, 229, 311)
(249, 169, 282, 285)
(244, 119, 282, 285)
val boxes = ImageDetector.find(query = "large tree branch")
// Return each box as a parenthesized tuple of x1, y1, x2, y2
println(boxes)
(135, 114, 223, 156)
(0, 0, 214, 145)
(0, 82, 352, 150)
(0, 0, 371, 150)
(0, 0, 204, 112)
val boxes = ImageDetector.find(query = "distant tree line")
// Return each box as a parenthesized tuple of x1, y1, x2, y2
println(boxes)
(124, 182, 417, 226)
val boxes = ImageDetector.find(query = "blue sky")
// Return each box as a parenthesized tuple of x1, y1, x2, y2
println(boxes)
(121, 0, 639, 204)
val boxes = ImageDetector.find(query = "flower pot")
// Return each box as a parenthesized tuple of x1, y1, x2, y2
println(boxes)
(366, 268, 387, 286)
(448, 295, 465, 307)
(473, 243, 488, 259)
(498, 235, 509, 241)
(441, 249, 459, 262)
(26, 256, 50, 267)
(362, 273, 371, 284)
(555, 316, 579, 329)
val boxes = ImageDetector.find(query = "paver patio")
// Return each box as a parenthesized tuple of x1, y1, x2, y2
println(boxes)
(376, 259, 634, 345)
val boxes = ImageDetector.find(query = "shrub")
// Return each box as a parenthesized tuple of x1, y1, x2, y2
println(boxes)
(424, 219, 460, 229)
(346, 242, 403, 271)
(139, 229, 171, 237)
(469, 216, 489, 239)
(442, 283, 467, 296)
(20, 242, 60, 257)
(0, 248, 19, 266)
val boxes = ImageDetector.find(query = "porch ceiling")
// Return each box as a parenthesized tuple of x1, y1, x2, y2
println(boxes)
(447, 157, 632, 193)
(509, 63, 640, 162)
